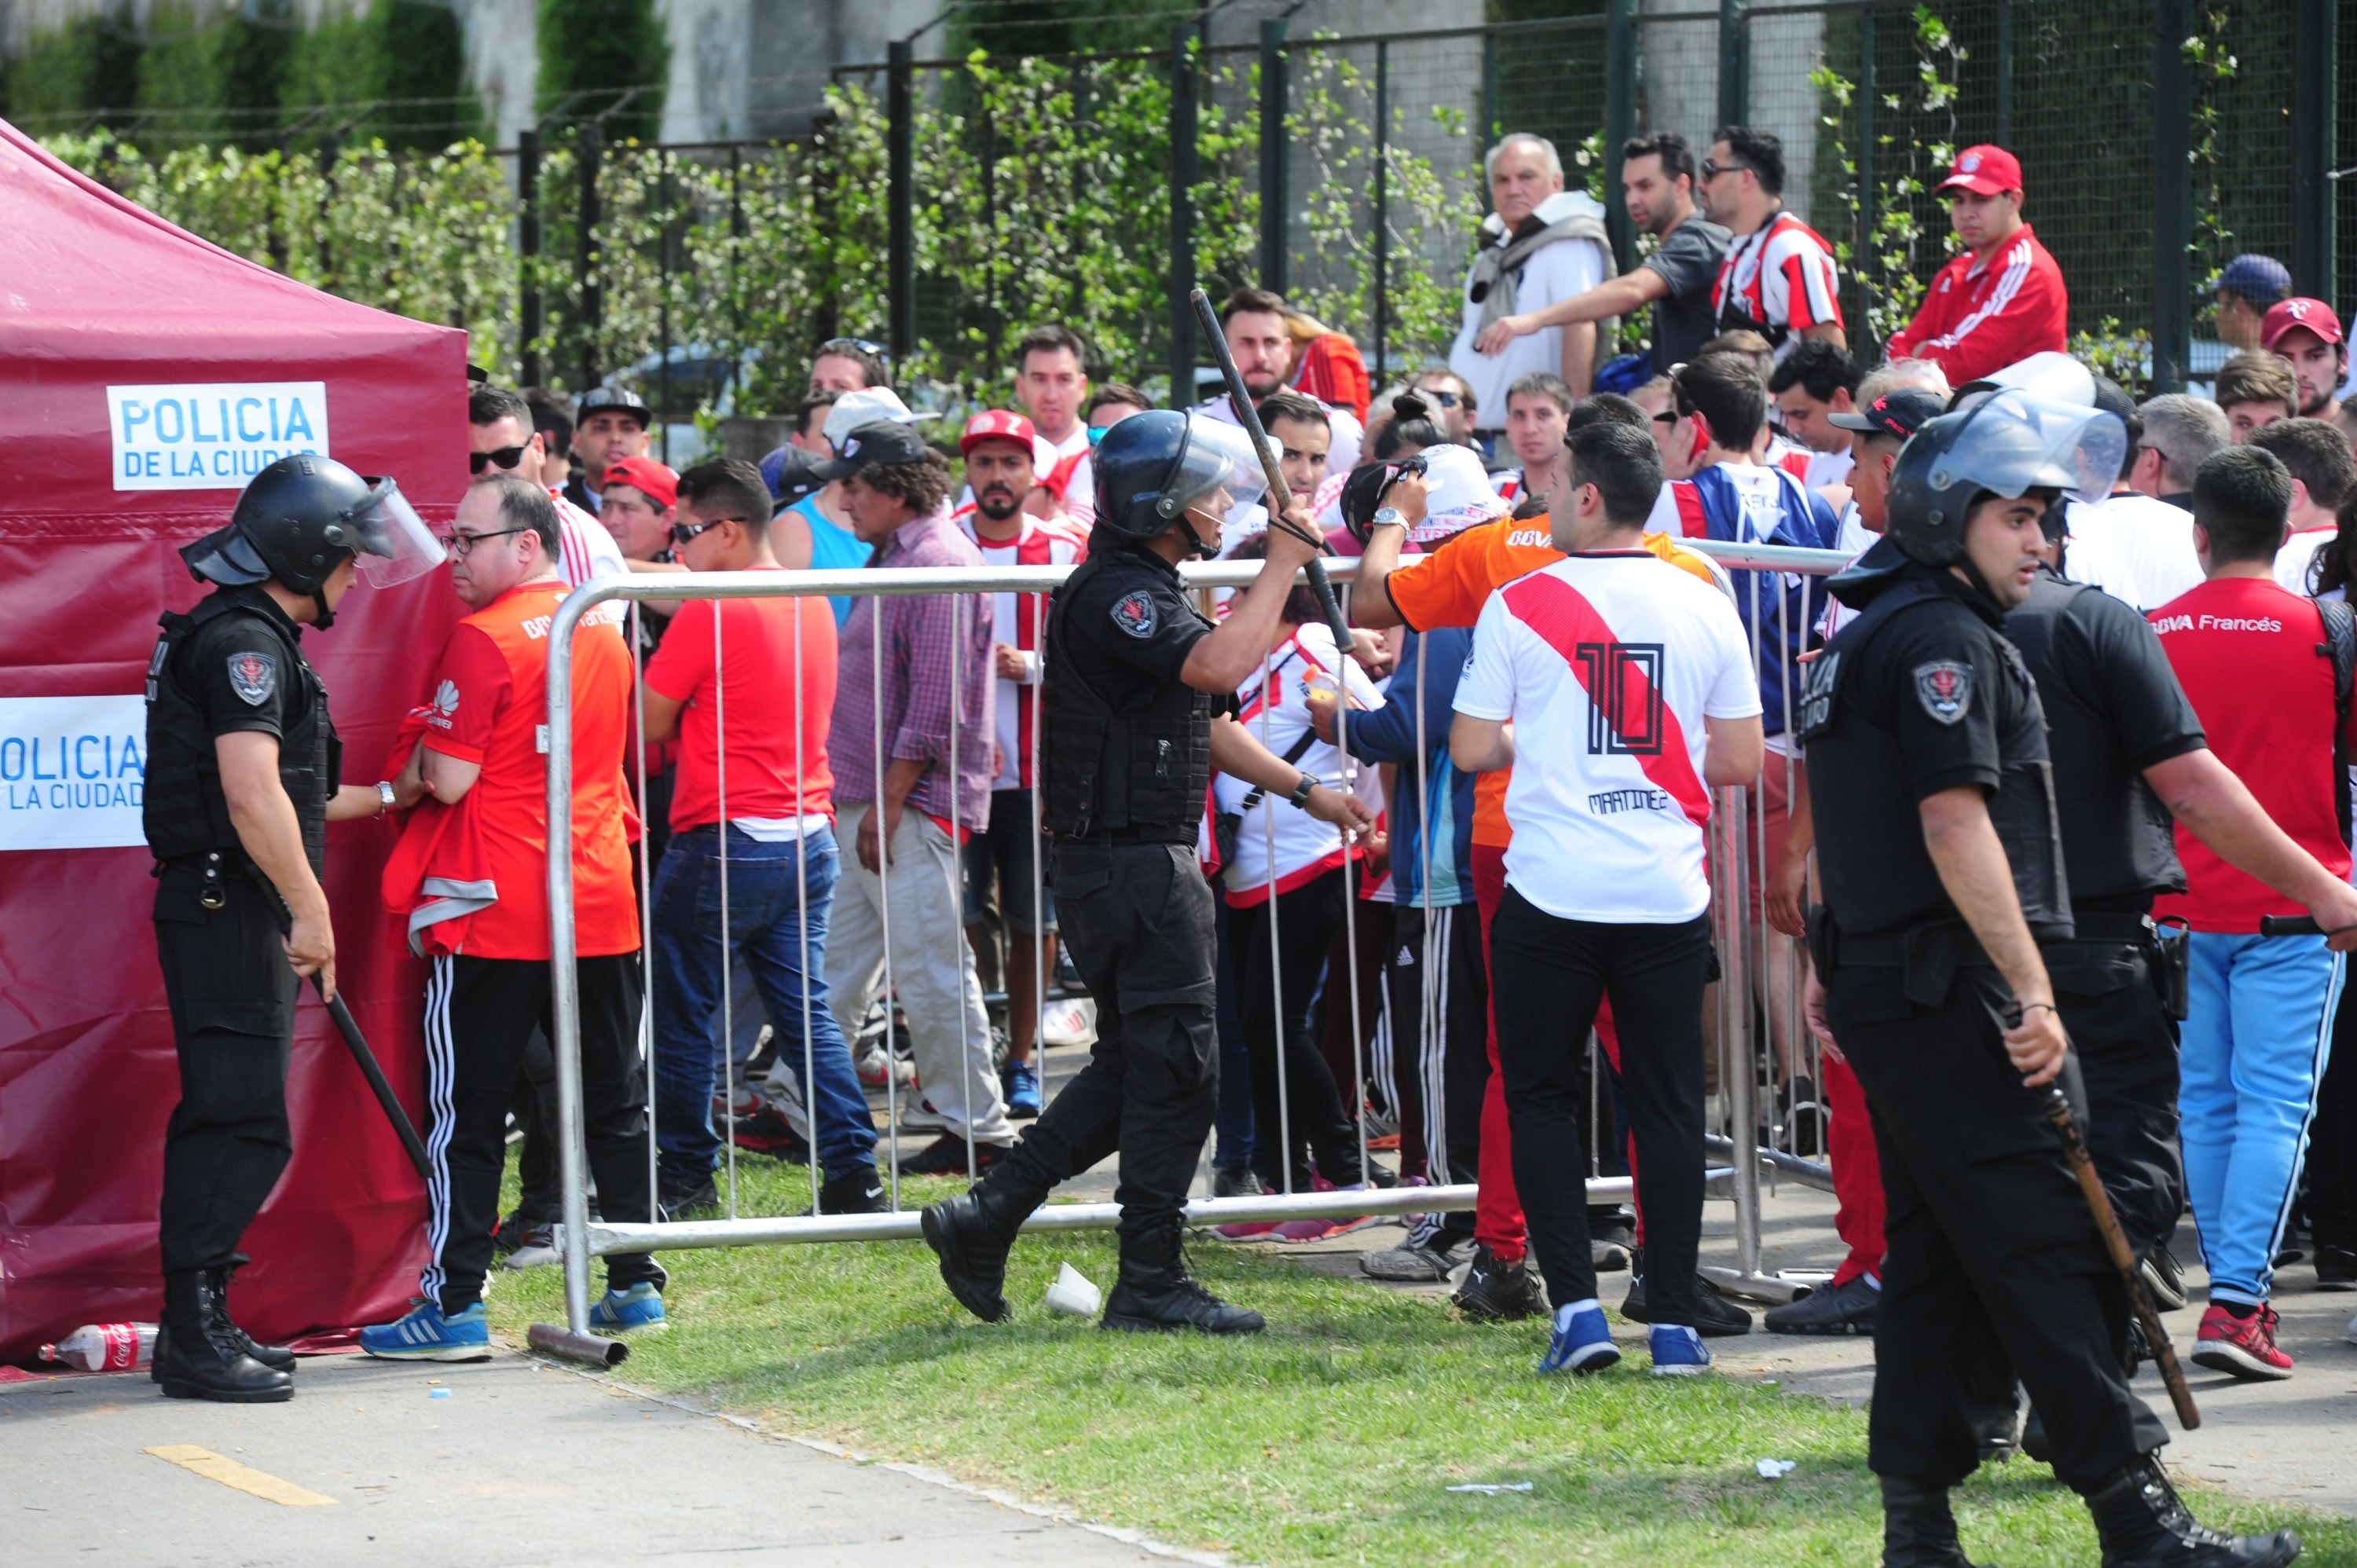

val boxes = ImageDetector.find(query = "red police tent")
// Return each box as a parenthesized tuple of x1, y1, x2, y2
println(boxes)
(0, 117, 471, 1363)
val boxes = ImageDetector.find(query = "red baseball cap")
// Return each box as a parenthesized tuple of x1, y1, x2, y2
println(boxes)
(602, 456, 678, 508)
(960, 408, 1038, 459)
(1936, 145, 2023, 198)
(2260, 297, 2346, 351)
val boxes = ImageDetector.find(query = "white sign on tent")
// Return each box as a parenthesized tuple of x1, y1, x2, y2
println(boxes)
(0, 694, 148, 849)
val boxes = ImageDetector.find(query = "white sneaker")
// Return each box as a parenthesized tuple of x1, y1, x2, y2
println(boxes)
(856, 1046, 915, 1088)
(899, 1101, 956, 1134)
(504, 1224, 559, 1269)
(1040, 998, 1097, 1047)
(2344, 1310, 2357, 1348)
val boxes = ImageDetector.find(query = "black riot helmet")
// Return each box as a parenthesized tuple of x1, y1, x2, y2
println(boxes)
(182, 455, 442, 626)
(1832, 389, 2126, 606)
(1091, 409, 1271, 554)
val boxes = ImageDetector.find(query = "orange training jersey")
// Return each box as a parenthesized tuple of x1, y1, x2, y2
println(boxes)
(416, 578, 640, 960)
(1385, 516, 1722, 847)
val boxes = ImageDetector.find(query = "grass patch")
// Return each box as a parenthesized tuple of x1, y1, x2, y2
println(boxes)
(487, 1157, 2355, 1566)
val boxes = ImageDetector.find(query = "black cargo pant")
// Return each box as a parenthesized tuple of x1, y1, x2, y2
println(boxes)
(2049, 927, 2183, 1258)
(153, 863, 299, 1277)
(1831, 959, 2165, 1491)
(992, 837, 1218, 1255)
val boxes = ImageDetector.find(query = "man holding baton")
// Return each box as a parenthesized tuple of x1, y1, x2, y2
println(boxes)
(922, 410, 1373, 1333)
(143, 456, 442, 1402)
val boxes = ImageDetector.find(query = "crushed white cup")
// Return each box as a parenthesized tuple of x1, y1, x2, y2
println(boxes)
(1043, 1262, 1102, 1318)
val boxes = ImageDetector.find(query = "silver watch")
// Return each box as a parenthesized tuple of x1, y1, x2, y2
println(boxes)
(1369, 506, 1406, 529)
(376, 779, 398, 816)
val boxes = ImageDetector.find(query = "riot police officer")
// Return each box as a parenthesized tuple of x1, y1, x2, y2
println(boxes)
(144, 455, 440, 1401)
(921, 410, 1372, 1333)
(1796, 393, 2301, 1567)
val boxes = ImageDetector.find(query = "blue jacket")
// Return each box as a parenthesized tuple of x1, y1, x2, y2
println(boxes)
(1345, 626, 1477, 907)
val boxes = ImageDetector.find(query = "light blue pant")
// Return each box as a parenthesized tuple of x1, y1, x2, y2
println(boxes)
(2181, 932, 2344, 1306)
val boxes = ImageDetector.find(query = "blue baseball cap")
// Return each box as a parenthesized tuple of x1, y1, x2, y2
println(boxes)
(2216, 254, 2292, 307)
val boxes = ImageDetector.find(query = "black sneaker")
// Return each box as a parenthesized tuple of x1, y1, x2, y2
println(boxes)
(1211, 1163, 1264, 1198)
(899, 1134, 1012, 1178)
(2142, 1240, 2190, 1311)
(1621, 1251, 1754, 1337)
(658, 1178, 720, 1220)
(733, 1105, 812, 1163)
(492, 1210, 540, 1258)
(1763, 1274, 1877, 1335)
(816, 1167, 889, 1214)
(1102, 1267, 1266, 1335)
(1449, 1244, 1548, 1322)
(1592, 1218, 1637, 1274)
(2315, 1244, 2357, 1291)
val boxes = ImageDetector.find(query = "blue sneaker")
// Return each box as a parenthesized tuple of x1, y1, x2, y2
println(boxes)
(1648, 1322, 1712, 1376)
(589, 1282, 668, 1332)
(1538, 1301, 1620, 1375)
(359, 1299, 492, 1361)
(1003, 1062, 1043, 1120)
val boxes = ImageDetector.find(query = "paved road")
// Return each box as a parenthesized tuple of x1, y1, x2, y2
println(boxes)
(0, 1350, 1191, 1568)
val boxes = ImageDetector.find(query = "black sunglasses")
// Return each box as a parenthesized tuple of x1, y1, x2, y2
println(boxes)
(1699, 158, 1753, 182)
(1420, 389, 1464, 408)
(469, 444, 527, 474)
(669, 518, 743, 545)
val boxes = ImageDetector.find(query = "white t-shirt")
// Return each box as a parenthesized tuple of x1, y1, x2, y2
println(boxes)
(1211, 622, 1381, 905)
(1192, 395, 1364, 477)
(1767, 433, 1853, 490)
(1447, 192, 1611, 427)
(2275, 525, 2337, 597)
(1819, 502, 1879, 641)
(1032, 423, 1095, 528)
(1454, 551, 1759, 922)
(2062, 493, 2205, 611)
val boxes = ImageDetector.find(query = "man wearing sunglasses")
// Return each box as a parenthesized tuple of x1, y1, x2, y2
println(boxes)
(469, 385, 626, 588)
(1698, 126, 1846, 361)
(808, 337, 893, 397)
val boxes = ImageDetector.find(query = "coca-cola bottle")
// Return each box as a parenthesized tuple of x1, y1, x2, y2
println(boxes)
(37, 1323, 158, 1371)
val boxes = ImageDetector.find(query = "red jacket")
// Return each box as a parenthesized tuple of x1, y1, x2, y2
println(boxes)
(1882, 223, 2067, 384)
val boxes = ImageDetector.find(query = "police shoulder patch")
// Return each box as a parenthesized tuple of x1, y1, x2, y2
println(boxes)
(1912, 659, 1974, 724)
(226, 650, 277, 706)
(1110, 589, 1159, 639)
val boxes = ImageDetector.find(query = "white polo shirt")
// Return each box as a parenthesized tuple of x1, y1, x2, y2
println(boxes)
(1454, 550, 1758, 922)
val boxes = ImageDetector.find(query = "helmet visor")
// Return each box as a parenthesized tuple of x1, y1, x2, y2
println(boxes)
(1930, 390, 2126, 507)
(1158, 416, 1271, 522)
(344, 478, 445, 588)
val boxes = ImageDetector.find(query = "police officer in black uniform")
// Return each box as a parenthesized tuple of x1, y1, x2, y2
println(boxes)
(920, 409, 1373, 1333)
(2001, 471, 2357, 1459)
(144, 455, 440, 1402)
(1796, 392, 2302, 1567)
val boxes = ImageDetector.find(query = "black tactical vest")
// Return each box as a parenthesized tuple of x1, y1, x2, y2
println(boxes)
(144, 589, 338, 876)
(1040, 554, 1220, 842)
(1798, 571, 2071, 940)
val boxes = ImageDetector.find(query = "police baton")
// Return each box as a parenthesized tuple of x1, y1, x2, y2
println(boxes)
(253, 873, 433, 1179)
(2014, 1009, 2200, 1429)
(1187, 288, 1356, 652)
(2259, 914, 2357, 940)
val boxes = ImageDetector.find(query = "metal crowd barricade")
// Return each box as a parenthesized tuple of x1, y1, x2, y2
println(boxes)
(539, 542, 1849, 1341)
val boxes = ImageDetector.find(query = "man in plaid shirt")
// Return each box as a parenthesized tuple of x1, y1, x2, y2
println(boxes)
(821, 421, 1015, 1174)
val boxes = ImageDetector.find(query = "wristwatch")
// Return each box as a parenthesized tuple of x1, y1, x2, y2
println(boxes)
(1369, 506, 1406, 530)
(376, 780, 398, 817)
(1285, 774, 1318, 810)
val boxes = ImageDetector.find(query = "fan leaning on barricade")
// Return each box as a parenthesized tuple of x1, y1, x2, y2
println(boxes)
(1794, 390, 2313, 1568)
(142, 456, 443, 1403)
(919, 409, 1373, 1335)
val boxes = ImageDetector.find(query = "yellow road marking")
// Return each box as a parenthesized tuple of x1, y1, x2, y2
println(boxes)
(144, 1445, 337, 1507)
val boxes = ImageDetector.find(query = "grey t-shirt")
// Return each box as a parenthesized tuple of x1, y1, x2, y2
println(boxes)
(1640, 215, 1732, 372)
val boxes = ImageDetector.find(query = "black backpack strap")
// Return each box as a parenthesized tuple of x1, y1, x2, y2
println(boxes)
(2318, 596, 2355, 724)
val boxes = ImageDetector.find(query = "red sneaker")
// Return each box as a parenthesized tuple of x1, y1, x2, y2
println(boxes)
(2191, 1302, 2295, 1380)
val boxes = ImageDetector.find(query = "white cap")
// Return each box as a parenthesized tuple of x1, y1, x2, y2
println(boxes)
(823, 389, 922, 452)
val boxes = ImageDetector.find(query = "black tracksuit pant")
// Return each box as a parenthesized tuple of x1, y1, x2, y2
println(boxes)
(1488, 890, 1710, 1324)
(1829, 958, 2165, 1490)
(1226, 866, 1365, 1190)
(993, 839, 1219, 1254)
(420, 953, 662, 1315)
(1386, 902, 1489, 1235)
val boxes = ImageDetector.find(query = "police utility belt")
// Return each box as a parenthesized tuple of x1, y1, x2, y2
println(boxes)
(1807, 906, 2189, 1020)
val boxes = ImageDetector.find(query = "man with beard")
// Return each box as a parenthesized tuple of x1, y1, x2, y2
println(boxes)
(1193, 288, 1363, 473)
(2263, 299, 2346, 426)
(956, 411, 1087, 1119)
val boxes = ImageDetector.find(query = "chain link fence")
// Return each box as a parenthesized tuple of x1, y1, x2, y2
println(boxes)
(29, 0, 2345, 445)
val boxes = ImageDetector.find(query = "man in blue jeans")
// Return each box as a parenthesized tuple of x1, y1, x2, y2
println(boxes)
(643, 460, 884, 1215)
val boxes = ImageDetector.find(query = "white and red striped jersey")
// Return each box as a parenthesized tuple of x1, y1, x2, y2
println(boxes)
(1454, 551, 1758, 922)
(1765, 433, 1854, 490)
(959, 511, 1087, 790)
(1033, 424, 1096, 528)
(551, 487, 627, 585)
(1209, 621, 1380, 905)
(1714, 209, 1844, 352)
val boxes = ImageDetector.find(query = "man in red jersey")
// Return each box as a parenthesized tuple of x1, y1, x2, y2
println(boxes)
(1882, 146, 2069, 386)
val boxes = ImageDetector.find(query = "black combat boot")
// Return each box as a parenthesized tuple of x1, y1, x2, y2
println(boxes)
(1880, 1476, 1997, 1567)
(154, 1271, 292, 1404)
(156, 1263, 296, 1379)
(919, 1175, 1041, 1323)
(1101, 1226, 1265, 1335)
(2083, 1456, 2301, 1567)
